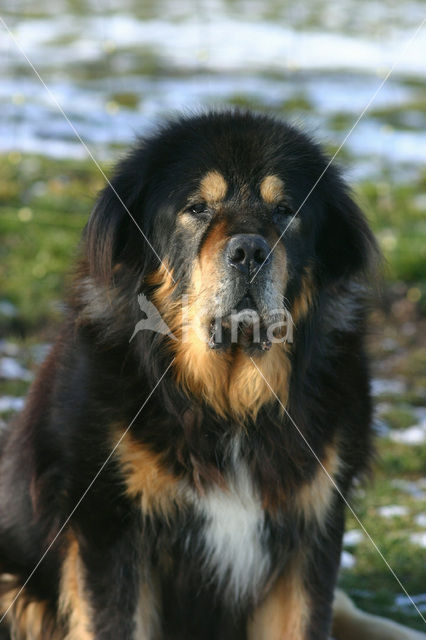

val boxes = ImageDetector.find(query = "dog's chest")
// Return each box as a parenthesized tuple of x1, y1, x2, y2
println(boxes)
(187, 462, 271, 602)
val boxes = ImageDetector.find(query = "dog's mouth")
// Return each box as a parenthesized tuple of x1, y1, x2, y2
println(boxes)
(235, 293, 257, 313)
(207, 293, 273, 353)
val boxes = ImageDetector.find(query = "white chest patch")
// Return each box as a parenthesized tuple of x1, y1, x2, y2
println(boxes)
(189, 462, 270, 603)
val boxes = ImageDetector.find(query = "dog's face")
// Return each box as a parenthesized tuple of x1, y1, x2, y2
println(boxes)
(157, 167, 289, 352)
(82, 111, 376, 417)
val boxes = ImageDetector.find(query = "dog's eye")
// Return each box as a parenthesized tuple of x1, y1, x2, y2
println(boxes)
(186, 203, 209, 215)
(274, 203, 293, 218)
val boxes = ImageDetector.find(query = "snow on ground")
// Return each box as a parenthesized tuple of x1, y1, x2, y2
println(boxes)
(0, 357, 32, 381)
(0, 396, 25, 413)
(414, 514, 426, 528)
(343, 529, 364, 546)
(390, 425, 426, 445)
(377, 505, 409, 518)
(409, 533, 426, 549)
(340, 551, 356, 569)
(371, 378, 406, 397)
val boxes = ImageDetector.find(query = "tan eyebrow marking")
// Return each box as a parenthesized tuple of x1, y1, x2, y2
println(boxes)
(260, 175, 284, 203)
(199, 170, 228, 202)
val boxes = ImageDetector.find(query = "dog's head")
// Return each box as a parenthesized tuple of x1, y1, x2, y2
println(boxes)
(79, 110, 377, 418)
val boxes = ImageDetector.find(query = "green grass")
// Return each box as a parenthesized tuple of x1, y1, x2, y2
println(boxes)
(0, 153, 105, 331)
(339, 354, 426, 631)
(359, 176, 426, 285)
(340, 444, 426, 630)
(380, 405, 417, 430)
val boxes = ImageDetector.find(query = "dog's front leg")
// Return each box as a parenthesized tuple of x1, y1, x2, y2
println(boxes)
(248, 500, 344, 640)
(59, 528, 158, 640)
(247, 555, 312, 640)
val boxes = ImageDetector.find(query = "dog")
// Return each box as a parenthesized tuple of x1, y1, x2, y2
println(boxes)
(0, 110, 423, 639)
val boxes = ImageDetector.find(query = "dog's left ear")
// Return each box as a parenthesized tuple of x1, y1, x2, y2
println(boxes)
(84, 152, 149, 284)
(316, 185, 379, 283)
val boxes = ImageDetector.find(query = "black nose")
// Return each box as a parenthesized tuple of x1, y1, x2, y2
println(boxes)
(226, 234, 271, 275)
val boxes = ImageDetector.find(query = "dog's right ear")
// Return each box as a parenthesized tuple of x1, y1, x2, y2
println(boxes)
(84, 153, 148, 284)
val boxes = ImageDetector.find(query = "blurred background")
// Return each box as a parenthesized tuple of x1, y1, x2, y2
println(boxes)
(0, 0, 425, 631)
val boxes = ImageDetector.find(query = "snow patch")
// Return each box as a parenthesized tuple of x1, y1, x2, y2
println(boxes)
(0, 358, 32, 381)
(414, 514, 426, 528)
(377, 505, 409, 518)
(390, 425, 426, 445)
(340, 551, 356, 569)
(410, 533, 426, 549)
(343, 529, 364, 547)
(371, 378, 405, 397)
(395, 593, 426, 614)
(0, 396, 25, 414)
(391, 480, 426, 500)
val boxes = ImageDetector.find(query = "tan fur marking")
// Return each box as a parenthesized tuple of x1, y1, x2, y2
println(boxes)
(132, 574, 162, 640)
(146, 262, 182, 339)
(146, 262, 176, 301)
(296, 442, 341, 527)
(229, 344, 291, 419)
(0, 578, 60, 640)
(150, 239, 233, 419)
(292, 268, 314, 323)
(148, 236, 290, 420)
(171, 327, 290, 421)
(4, 597, 57, 640)
(178, 230, 288, 419)
(199, 170, 228, 203)
(116, 431, 182, 517)
(260, 175, 285, 204)
(59, 538, 94, 640)
(199, 220, 229, 260)
(14, 601, 48, 638)
(173, 337, 232, 418)
(248, 562, 310, 639)
(168, 262, 290, 420)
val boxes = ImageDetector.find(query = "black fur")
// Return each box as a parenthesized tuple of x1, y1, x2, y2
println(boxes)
(0, 110, 378, 639)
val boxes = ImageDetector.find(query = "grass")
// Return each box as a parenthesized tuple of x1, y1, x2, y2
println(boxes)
(380, 405, 417, 430)
(0, 153, 105, 331)
(339, 390, 426, 629)
(339, 302, 426, 630)
(340, 445, 426, 630)
(0, 151, 425, 632)
(359, 177, 426, 286)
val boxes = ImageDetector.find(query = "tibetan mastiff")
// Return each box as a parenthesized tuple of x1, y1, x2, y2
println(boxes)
(0, 110, 420, 640)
